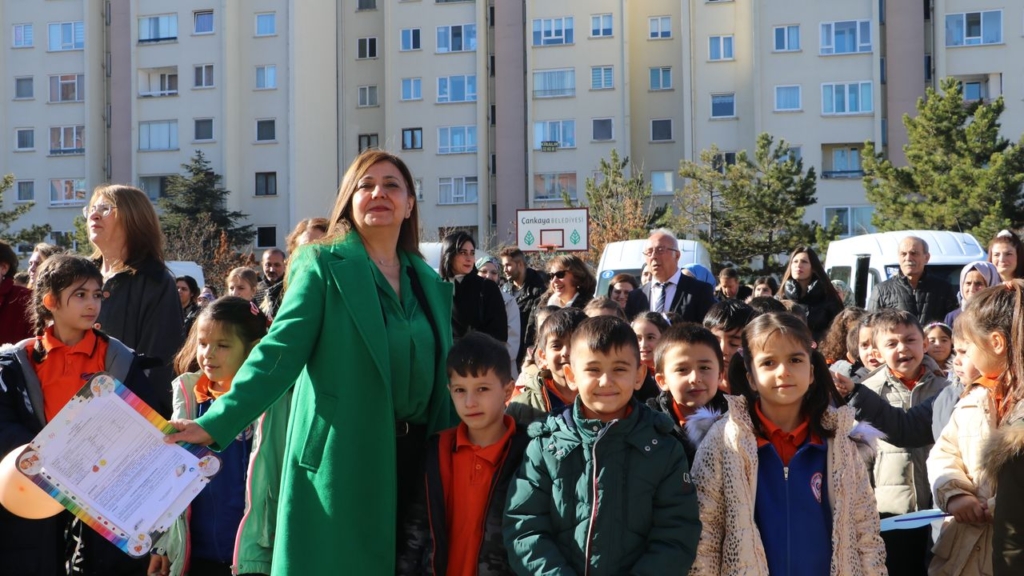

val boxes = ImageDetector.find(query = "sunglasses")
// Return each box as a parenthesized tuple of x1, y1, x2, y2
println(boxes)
(550, 270, 568, 279)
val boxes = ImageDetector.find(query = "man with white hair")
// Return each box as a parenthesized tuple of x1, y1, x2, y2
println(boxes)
(624, 229, 716, 322)
(868, 236, 958, 325)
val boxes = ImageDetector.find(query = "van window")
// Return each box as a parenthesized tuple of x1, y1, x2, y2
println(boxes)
(828, 266, 851, 285)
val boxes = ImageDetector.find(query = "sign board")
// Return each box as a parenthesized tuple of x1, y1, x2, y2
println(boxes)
(540, 140, 560, 152)
(516, 208, 589, 252)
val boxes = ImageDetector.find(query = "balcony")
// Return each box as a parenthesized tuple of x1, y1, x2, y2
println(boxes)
(533, 87, 575, 99)
(821, 169, 864, 179)
(49, 148, 85, 156)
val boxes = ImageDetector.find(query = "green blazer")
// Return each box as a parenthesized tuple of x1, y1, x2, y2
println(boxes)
(196, 232, 455, 575)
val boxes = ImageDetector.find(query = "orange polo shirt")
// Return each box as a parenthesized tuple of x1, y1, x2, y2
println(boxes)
(670, 400, 690, 427)
(30, 328, 108, 422)
(754, 402, 821, 466)
(440, 415, 516, 576)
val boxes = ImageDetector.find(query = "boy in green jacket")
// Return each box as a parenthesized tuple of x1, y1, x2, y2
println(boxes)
(503, 316, 701, 575)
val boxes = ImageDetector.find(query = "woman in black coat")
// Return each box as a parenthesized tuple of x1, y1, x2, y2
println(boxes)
(439, 231, 507, 342)
(777, 245, 844, 341)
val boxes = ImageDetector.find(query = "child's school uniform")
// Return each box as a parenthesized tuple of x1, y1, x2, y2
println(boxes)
(646, 389, 728, 465)
(927, 382, 1000, 576)
(158, 372, 254, 576)
(503, 399, 701, 575)
(397, 415, 529, 575)
(0, 329, 159, 576)
(686, 394, 888, 576)
(506, 371, 573, 426)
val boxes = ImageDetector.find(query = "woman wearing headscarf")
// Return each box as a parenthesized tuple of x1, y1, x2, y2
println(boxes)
(477, 255, 520, 378)
(944, 261, 1000, 326)
(681, 263, 716, 288)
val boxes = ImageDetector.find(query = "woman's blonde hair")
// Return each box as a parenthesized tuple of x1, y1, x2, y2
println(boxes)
(285, 217, 330, 255)
(324, 150, 421, 256)
(226, 267, 259, 291)
(88, 185, 166, 268)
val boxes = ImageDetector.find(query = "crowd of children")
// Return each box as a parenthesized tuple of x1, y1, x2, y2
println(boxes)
(3, 249, 1024, 575)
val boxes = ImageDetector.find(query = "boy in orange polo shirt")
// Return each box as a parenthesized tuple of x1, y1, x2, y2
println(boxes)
(397, 332, 528, 576)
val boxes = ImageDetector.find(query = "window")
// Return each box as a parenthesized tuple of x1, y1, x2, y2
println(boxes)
(358, 0, 376, 10)
(591, 14, 612, 37)
(651, 171, 673, 195)
(194, 119, 213, 141)
(592, 118, 612, 141)
(15, 77, 33, 99)
(402, 128, 423, 150)
(139, 14, 178, 43)
(438, 126, 477, 154)
(711, 93, 736, 117)
(256, 119, 276, 141)
(401, 78, 422, 101)
(774, 25, 800, 51)
(438, 176, 478, 205)
(437, 75, 476, 103)
(437, 24, 476, 53)
(139, 120, 178, 150)
(49, 75, 84, 102)
(591, 66, 613, 89)
(822, 82, 873, 114)
(820, 20, 871, 54)
(964, 80, 987, 101)
(945, 11, 1002, 46)
(49, 178, 87, 206)
(138, 68, 178, 96)
(48, 22, 84, 51)
(533, 172, 576, 202)
(533, 69, 574, 98)
(358, 85, 379, 107)
(533, 120, 575, 149)
(194, 11, 214, 34)
(16, 181, 34, 202)
(709, 35, 734, 60)
(358, 133, 379, 152)
(49, 126, 84, 154)
(13, 24, 33, 48)
(255, 172, 277, 196)
(255, 13, 276, 36)
(651, 119, 672, 141)
(139, 176, 171, 200)
(775, 85, 801, 111)
(256, 227, 277, 248)
(532, 17, 573, 46)
(824, 206, 875, 237)
(357, 37, 377, 59)
(194, 64, 214, 88)
(401, 28, 421, 51)
(649, 67, 671, 90)
(713, 152, 737, 173)
(256, 65, 276, 89)
(649, 16, 671, 39)
(824, 147, 863, 178)
(15, 129, 34, 150)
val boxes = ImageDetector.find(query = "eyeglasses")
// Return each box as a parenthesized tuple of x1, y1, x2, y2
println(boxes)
(458, 249, 476, 258)
(550, 270, 568, 279)
(83, 203, 115, 218)
(642, 246, 679, 257)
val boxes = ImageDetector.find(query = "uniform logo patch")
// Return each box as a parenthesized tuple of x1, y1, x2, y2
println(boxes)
(811, 472, 823, 503)
(682, 472, 695, 495)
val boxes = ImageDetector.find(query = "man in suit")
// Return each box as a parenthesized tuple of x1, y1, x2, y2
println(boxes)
(624, 229, 716, 322)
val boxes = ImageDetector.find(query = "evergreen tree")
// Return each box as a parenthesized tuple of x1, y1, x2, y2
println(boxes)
(563, 149, 669, 263)
(0, 173, 51, 247)
(675, 133, 835, 275)
(863, 77, 1024, 241)
(159, 150, 255, 253)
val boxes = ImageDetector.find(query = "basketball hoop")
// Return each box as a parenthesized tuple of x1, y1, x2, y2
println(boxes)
(538, 244, 558, 253)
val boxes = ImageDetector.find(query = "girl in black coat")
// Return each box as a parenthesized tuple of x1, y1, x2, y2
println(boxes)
(777, 245, 844, 341)
(440, 231, 508, 342)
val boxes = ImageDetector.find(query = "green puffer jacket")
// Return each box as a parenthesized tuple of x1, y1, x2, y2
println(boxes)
(503, 399, 701, 575)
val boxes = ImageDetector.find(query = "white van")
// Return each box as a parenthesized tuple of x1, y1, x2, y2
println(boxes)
(419, 242, 494, 274)
(166, 261, 206, 289)
(595, 239, 713, 297)
(823, 230, 986, 307)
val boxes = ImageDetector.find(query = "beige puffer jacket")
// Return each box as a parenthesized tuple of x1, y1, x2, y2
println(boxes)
(861, 356, 949, 514)
(686, 395, 888, 576)
(927, 385, 997, 576)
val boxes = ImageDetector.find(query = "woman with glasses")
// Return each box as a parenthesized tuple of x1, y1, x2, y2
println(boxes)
(439, 231, 508, 342)
(543, 254, 596, 309)
(81, 185, 183, 574)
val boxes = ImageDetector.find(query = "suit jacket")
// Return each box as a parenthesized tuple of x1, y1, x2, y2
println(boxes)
(195, 232, 457, 575)
(624, 273, 716, 322)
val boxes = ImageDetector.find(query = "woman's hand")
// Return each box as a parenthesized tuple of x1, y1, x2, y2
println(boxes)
(164, 420, 214, 446)
(147, 554, 169, 576)
(947, 494, 992, 525)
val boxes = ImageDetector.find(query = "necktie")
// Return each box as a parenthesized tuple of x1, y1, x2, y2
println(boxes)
(655, 282, 668, 313)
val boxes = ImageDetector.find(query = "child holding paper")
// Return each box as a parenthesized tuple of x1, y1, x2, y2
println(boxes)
(0, 254, 160, 576)
(150, 297, 267, 576)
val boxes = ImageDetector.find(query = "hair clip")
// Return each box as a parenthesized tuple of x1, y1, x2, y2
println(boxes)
(997, 230, 1014, 238)
(924, 322, 951, 332)
(250, 301, 261, 316)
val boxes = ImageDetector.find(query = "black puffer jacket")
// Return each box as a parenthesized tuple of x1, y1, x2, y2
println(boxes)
(452, 270, 508, 342)
(508, 268, 549, 364)
(867, 270, 958, 326)
(782, 277, 844, 340)
(646, 390, 728, 466)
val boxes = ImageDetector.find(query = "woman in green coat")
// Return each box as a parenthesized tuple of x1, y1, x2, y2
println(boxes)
(166, 150, 456, 575)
